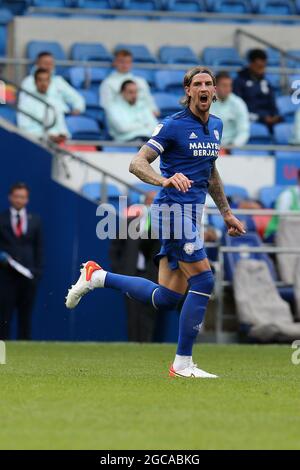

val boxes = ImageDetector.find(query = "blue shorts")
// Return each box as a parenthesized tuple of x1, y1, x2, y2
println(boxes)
(151, 201, 207, 271)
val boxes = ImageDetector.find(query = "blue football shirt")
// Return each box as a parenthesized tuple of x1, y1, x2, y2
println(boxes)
(146, 107, 223, 204)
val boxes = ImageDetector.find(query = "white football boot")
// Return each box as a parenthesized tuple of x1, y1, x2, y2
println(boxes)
(169, 361, 218, 378)
(65, 260, 106, 309)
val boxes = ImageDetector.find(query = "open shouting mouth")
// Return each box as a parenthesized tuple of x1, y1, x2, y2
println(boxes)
(200, 94, 209, 104)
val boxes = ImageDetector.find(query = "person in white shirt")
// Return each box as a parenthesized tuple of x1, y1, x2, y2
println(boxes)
(106, 79, 158, 142)
(17, 68, 69, 142)
(100, 49, 159, 116)
(211, 71, 250, 148)
(19, 51, 85, 116)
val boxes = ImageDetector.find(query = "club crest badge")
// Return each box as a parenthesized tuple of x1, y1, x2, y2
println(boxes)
(152, 124, 163, 137)
(183, 243, 195, 255)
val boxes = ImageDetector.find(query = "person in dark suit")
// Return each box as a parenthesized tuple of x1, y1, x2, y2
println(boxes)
(110, 191, 160, 342)
(0, 182, 43, 340)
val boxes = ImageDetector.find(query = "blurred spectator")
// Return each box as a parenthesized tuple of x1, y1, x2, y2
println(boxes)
(233, 49, 282, 130)
(264, 169, 300, 241)
(0, 183, 43, 340)
(211, 71, 250, 147)
(17, 68, 69, 143)
(291, 108, 300, 144)
(106, 80, 158, 142)
(100, 49, 159, 116)
(19, 51, 85, 115)
(110, 191, 160, 342)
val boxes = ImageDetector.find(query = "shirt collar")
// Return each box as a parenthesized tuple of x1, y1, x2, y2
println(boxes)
(187, 107, 210, 126)
(10, 207, 27, 217)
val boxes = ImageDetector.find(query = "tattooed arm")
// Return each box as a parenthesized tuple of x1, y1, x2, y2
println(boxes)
(208, 162, 231, 216)
(129, 145, 193, 192)
(129, 145, 164, 186)
(208, 162, 246, 237)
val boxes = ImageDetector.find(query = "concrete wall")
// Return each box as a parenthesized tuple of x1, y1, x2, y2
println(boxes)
(54, 151, 275, 199)
(10, 17, 300, 59)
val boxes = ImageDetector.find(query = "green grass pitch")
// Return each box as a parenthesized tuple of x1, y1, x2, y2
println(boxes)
(0, 342, 299, 450)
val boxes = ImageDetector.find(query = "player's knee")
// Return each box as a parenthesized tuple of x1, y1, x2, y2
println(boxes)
(188, 270, 214, 295)
(152, 285, 183, 311)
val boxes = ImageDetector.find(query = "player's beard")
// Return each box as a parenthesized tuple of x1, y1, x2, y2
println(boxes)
(195, 95, 212, 115)
(195, 101, 211, 115)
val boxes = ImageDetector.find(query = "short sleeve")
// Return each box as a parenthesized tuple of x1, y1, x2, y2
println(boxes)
(146, 118, 174, 155)
(218, 120, 223, 144)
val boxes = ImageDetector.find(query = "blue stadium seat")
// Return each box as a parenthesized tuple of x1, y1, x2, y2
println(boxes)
(257, 0, 294, 15)
(0, 9, 16, 56)
(276, 95, 299, 122)
(128, 182, 159, 204)
(27, 41, 66, 61)
(265, 73, 281, 94)
(208, 185, 252, 232)
(202, 47, 244, 67)
(131, 68, 155, 87)
(0, 8, 13, 24)
(286, 50, 300, 69)
(273, 122, 293, 144)
(26, 40, 66, 74)
(69, 67, 87, 88)
(154, 70, 185, 94)
(0, 26, 8, 57)
(66, 115, 102, 140)
(296, 0, 300, 13)
(225, 228, 294, 303)
(31, 0, 70, 6)
(122, 0, 160, 10)
(223, 232, 277, 282)
(114, 44, 156, 63)
(265, 48, 281, 66)
(0, 105, 16, 125)
(211, 0, 251, 14)
(71, 43, 112, 62)
(166, 0, 205, 11)
(87, 67, 110, 90)
(274, 151, 296, 158)
(81, 182, 122, 208)
(78, 88, 99, 107)
(78, 89, 105, 125)
(1, 1, 27, 16)
(153, 92, 183, 117)
(69, 67, 109, 89)
(76, 0, 119, 8)
(159, 45, 198, 64)
(249, 123, 272, 144)
(259, 185, 287, 208)
(224, 184, 249, 201)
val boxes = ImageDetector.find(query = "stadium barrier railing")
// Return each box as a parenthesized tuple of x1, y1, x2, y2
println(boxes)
(50, 140, 148, 202)
(208, 208, 300, 343)
(235, 28, 300, 93)
(64, 141, 300, 152)
(0, 76, 57, 131)
(1, 56, 300, 88)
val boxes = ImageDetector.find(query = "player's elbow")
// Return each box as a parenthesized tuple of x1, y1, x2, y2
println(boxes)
(129, 154, 141, 176)
(129, 159, 136, 176)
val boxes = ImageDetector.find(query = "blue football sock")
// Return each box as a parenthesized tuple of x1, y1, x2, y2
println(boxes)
(176, 270, 214, 357)
(105, 272, 183, 311)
